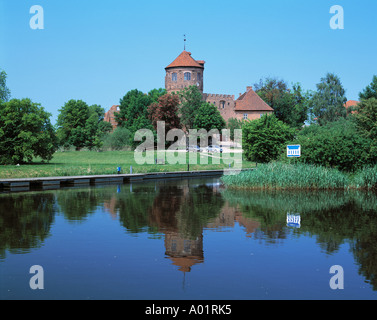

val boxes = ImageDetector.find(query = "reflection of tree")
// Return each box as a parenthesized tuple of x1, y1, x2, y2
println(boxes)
(0, 193, 55, 259)
(56, 188, 102, 222)
(222, 188, 377, 289)
(114, 185, 157, 234)
(349, 192, 377, 291)
(352, 233, 377, 291)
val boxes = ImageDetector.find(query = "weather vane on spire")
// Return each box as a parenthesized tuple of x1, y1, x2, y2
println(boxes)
(183, 34, 186, 51)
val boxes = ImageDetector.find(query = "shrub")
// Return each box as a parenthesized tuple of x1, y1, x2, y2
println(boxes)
(102, 127, 132, 151)
(285, 118, 371, 172)
(242, 114, 294, 163)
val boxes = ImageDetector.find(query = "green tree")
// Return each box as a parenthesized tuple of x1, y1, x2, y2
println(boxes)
(0, 98, 57, 164)
(56, 100, 110, 150)
(243, 114, 294, 163)
(148, 88, 167, 103)
(85, 104, 112, 150)
(254, 77, 309, 128)
(359, 75, 377, 101)
(254, 77, 289, 110)
(114, 88, 166, 148)
(115, 88, 165, 128)
(178, 85, 203, 131)
(0, 69, 11, 102)
(227, 118, 243, 141)
(353, 98, 377, 164)
(129, 115, 156, 148)
(56, 100, 89, 149)
(310, 73, 347, 125)
(193, 102, 226, 132)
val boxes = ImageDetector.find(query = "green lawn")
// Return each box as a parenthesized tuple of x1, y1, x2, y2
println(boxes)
(0, 150, 254, 179)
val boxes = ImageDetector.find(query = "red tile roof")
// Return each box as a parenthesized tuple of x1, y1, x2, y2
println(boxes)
(166, 51, 205, 69)
(344, 100, 359, 109)
(235, 87, 274, 111)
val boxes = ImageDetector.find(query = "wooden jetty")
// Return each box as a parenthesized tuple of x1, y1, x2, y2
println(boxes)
(0, 169, 241, 192)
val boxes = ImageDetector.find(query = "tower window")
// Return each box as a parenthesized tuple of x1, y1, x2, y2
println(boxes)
(197, 73, 201, 82)
(220, 101, 225, 109)
(184, 72, 191, 81)
(172, 73, 177, 82)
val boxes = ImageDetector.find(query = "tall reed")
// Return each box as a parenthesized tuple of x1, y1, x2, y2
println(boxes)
(221, 162, 349, 190)
(352, 165, 377, 190)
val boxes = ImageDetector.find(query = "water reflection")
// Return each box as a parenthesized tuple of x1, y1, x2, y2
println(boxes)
(1, 179, 377, 291)
(0, 192, 55, 259)
(222, 189, 377, 290)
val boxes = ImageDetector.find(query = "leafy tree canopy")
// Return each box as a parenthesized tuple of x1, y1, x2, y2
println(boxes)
(193, 102, 226, 132)
(178, 85, 203, 131)
(115, 88, 166, 128)
(359, 75, 377, 101)
(353, 98, 377, 163)
(0, 98, 57, 164)
(56, 100, 111, 150)
(243, 114, 294, 163)
(0, 69, 11, 103)
(310, 73, 347, 125)
(254, 77, 310, 128)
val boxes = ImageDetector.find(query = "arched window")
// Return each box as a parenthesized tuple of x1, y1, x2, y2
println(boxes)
(184, 72, 191, 81)
(172, 73, 177, 82)
(197, 73, 201, 82)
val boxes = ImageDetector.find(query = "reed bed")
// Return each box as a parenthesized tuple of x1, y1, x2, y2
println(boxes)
(352, 165, 377, 190)
(221, 162, 377, 190)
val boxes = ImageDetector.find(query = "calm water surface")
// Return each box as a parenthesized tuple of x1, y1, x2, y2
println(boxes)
(1, 177, 377, 300)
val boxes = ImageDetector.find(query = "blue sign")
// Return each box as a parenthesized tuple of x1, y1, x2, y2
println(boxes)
(287, 145, 301, 158)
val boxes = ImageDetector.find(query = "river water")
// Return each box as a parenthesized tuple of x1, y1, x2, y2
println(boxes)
(1, 177, 377, 300)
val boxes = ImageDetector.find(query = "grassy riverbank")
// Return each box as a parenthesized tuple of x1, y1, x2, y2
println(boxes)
(221, 162, 377, 190)
(0, 150, 253, 179)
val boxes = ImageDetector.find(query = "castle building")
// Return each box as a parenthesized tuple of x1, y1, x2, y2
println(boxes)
(104, 50, 274, 129)
(104, 104, 120, 131)
(165, 50, 274, 122)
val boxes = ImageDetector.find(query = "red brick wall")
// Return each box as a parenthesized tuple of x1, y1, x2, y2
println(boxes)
(165, 67, 204, 93)
(104, 105, 120, 130)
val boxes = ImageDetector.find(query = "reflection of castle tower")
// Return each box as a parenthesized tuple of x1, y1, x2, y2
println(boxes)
(100, 181, 261, 275)
(165, 232, 204, 273)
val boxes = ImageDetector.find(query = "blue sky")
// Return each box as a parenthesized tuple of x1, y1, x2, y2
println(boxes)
(1, 0, 376, 124)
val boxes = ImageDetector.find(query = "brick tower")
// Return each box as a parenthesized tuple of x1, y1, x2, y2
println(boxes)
(165, 51, 205, 94)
